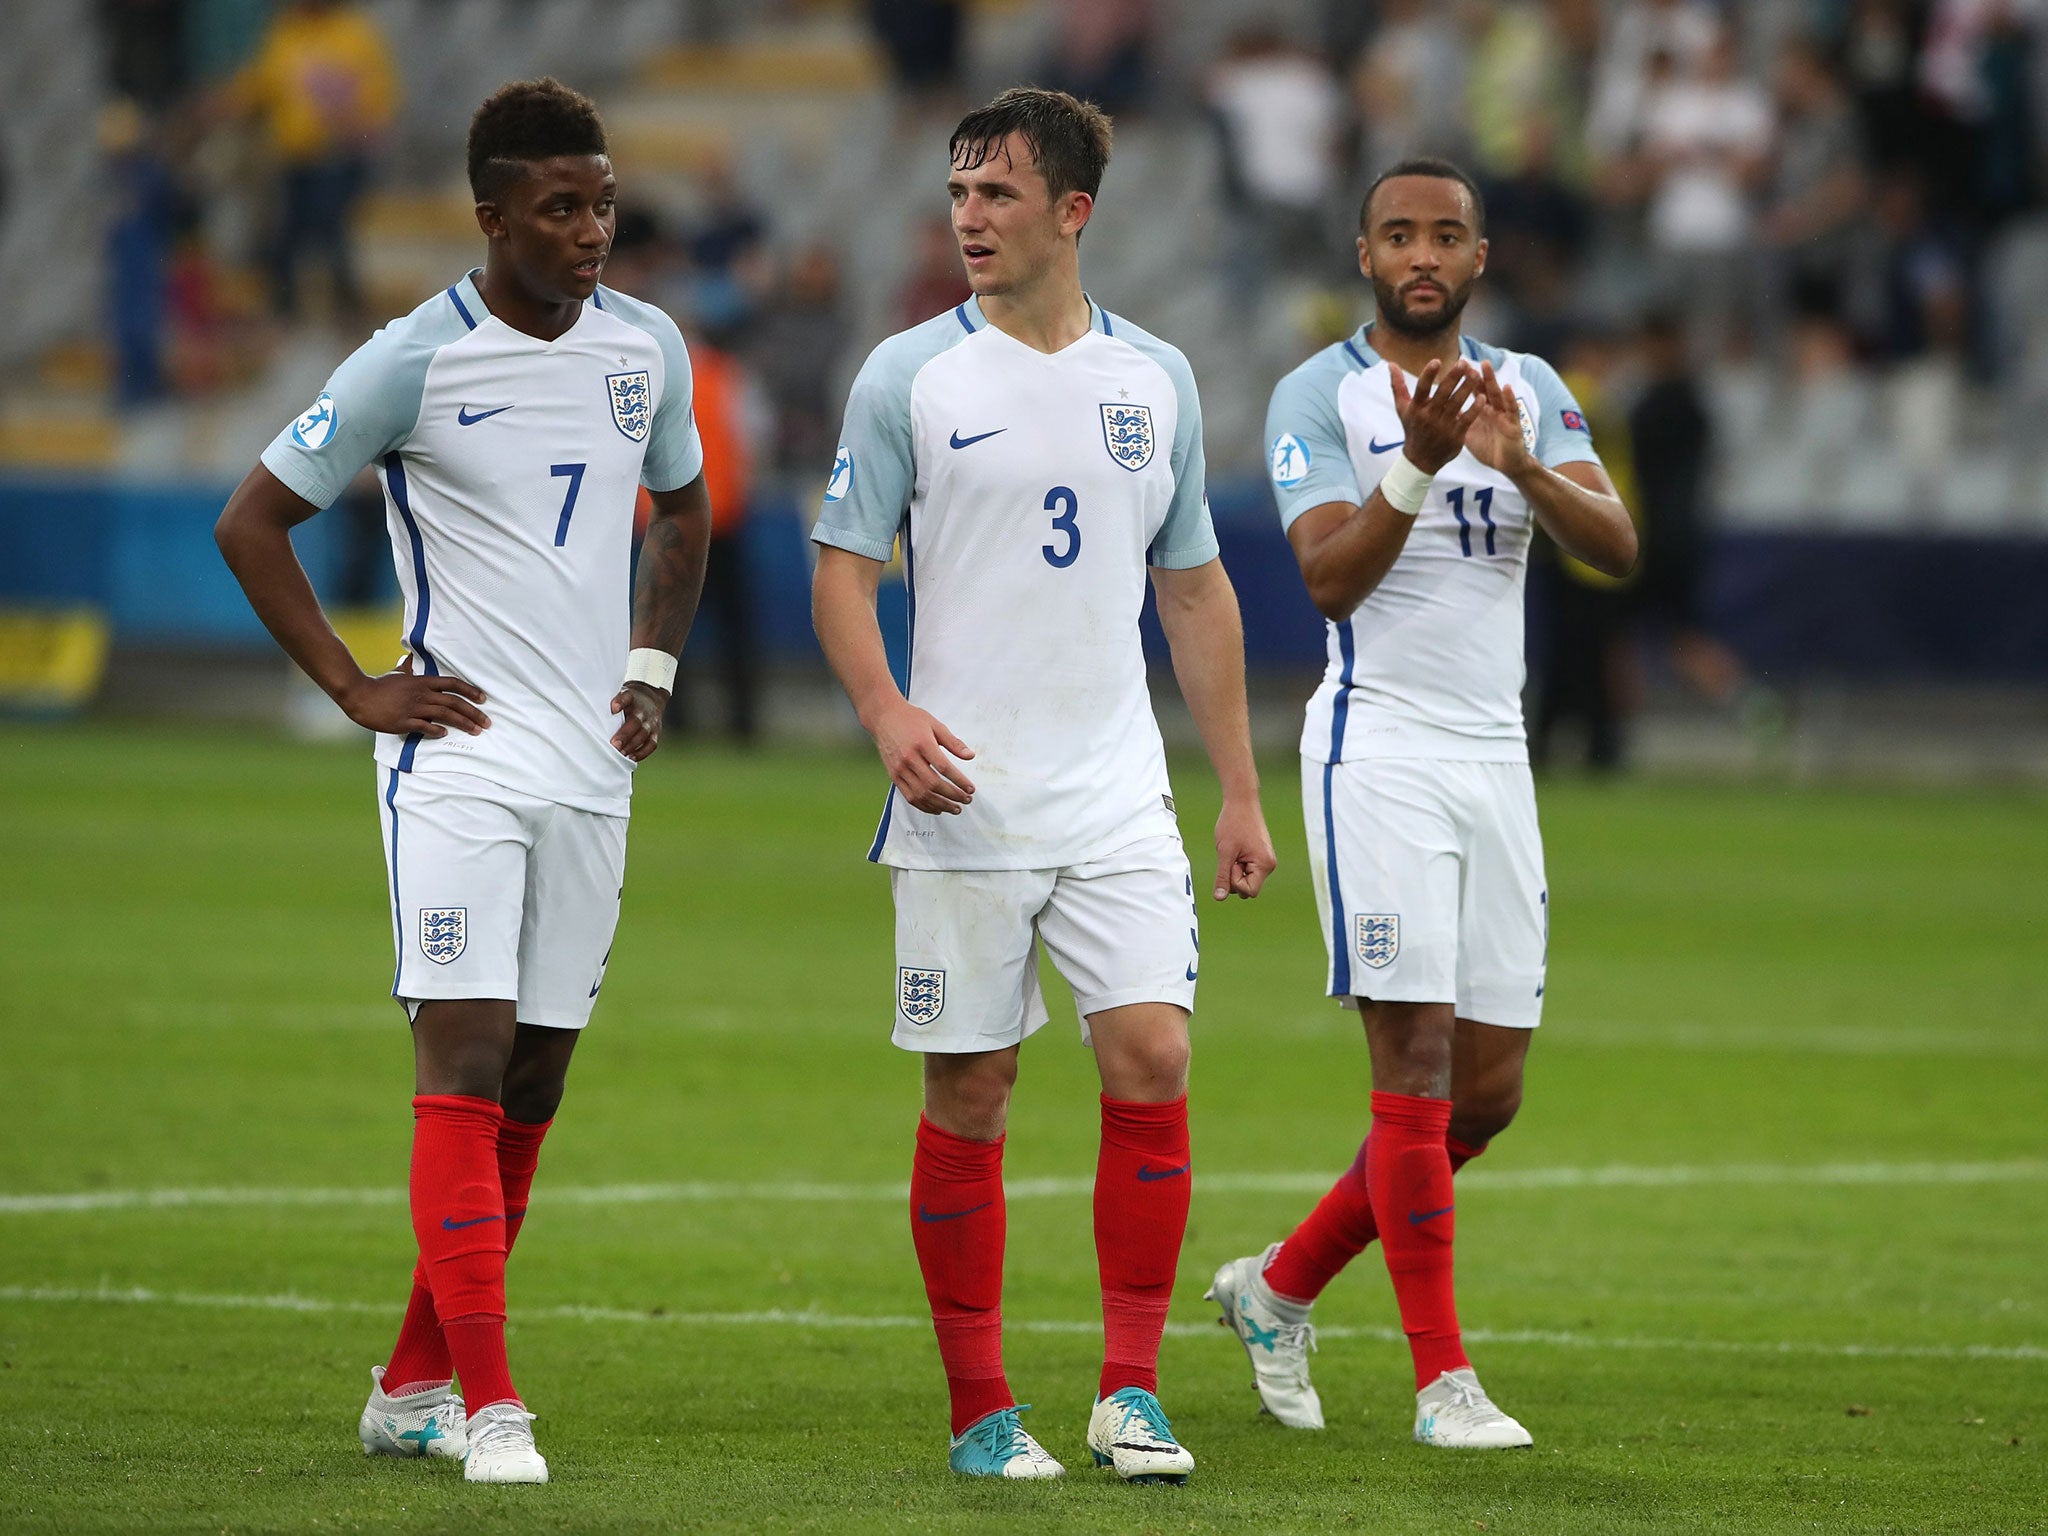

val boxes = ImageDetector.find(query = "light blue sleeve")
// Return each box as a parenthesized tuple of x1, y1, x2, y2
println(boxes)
(258, 316, 447, 509)
(1117, 325, 1218, 570)
(600, 289, 707, 491)
(1520, 354, 1603, 469)
(811, 324, 949, 562)
(1265, 347, 1363, 530)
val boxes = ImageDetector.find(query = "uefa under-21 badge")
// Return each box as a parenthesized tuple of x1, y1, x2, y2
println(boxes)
(290, 392, 338, 450)
(824, 444, 853, 502)
(1355, 913, 1399, 969)
(1100, 403, 1155, 471)
(898, 966, 945, 1026)
(607, 369, 653, 442)
(419, 908, 467, 965)
(1270, 432, 1310, 488)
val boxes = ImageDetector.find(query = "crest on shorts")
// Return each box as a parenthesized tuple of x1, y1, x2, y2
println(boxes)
(1355, 913, 1399, 969)
(419, 908, 467, 965)
(1100, 403, 1155, 471)
(898, 966, 946, 1026)
(607, 369, 653, 442)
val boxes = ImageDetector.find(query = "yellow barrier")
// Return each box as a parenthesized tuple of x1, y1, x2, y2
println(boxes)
(0, 608, 111, 712)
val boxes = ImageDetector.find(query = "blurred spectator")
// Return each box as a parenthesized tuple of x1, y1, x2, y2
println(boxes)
(1918, 0, 2039, 225)
(1467, 0, 1581, 184)
(1586, 0, 1719, 159)
(1842, 0, 1925, 171)
(1760, 41, 1869, 325)
(893, 216, 971, 330)
(100, 0, 191, 111)
(1625, 310, 1752, 712)
(1206, 26, 1346, 306)
(1043, 0, 1159, 117)
(681, 156, 772, 342)
(1533, 327, 1639, 770)
(658, 327, 764, 744)
(1633, 30, 1774, 353)
(868, 0, 963, 99)
(1849, 171, 1970, 362)
(102, 100, 183, 406)
(1354, 0, 1469, 171)
(1482, 115, 1592, 353)
(751, 244, 853, 479)
(218, 0, 397, 323)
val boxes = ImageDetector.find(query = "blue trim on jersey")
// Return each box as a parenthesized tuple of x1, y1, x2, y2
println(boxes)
(1099, 308, 1114, 336)
(383, 768, 405, 997)
(385, 452, 438, 772)
(1322, 760, 1349, 998)
(591, 286, 605, 310)
(1461, 336, 1478, 360)
(954, 304, 975, 335)
(867, 510, 916, 863)
(446, 285, 477, 331)
(1342, 340, 1371, 369)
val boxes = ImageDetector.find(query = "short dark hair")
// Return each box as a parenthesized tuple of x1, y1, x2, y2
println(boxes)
(467, 77, 608, 202)
(949, 86, 1113, 202)
(1360, 157, 1487, 236)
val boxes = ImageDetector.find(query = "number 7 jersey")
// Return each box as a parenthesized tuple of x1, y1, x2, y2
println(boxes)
(260, 271, 704, 815)
(1266, 329, 1603, 765)
(813, 296, 1219, 870)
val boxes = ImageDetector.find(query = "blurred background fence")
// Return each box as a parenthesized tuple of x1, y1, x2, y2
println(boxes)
(4, 0, 2047, 778)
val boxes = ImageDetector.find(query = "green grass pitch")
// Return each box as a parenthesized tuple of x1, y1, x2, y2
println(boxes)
(0, 723, 2042, 1533)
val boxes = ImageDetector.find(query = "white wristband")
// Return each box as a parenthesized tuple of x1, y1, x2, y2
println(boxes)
(1377, 453, 1435, 516)
(623, 647, 677, 693)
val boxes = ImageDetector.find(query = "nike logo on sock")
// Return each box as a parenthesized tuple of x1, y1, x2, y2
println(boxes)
(440, 1213, 505, 1231)
(917, 1200, 993, 1223)
(1137, 1162, 1190, 1183)
(1407, 1204, 1454, 1225)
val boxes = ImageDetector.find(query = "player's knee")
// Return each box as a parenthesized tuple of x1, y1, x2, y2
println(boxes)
(924, 1054, 1016, 1139)
(1111, 1031, 1190, 1097)
(500, 1074, 566, 1125)
(1450, 1080, 1522, 1146)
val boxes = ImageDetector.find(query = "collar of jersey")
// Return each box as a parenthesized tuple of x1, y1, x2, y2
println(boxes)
(955, 293, 1113, 354)
(1349, 325, 1489, 371)
(450, 269, 597, 348)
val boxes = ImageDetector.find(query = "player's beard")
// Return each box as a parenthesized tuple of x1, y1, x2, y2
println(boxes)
(1372, 273, 1474, 340)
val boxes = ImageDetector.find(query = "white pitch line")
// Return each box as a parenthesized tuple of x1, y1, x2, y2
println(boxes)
(0, 1283, 2040, 1364)
(2, 1159, 2042, 1216)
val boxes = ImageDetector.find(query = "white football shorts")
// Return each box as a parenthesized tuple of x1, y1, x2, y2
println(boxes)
(376, 767, 627, 1029)
(888, 833, 1200, 1052)
(1302, 756, 1547, 1029)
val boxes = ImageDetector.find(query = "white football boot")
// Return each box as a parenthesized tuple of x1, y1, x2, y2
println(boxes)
(1205, 1244, 1324, 1429)
(1414, 1367, 1533, 1449)
(948, 1406, 1065, 1478)
(1087, 1387, 1195, 1484)
(357, 1366, 467, 1459)
(462, 1401, 550, 1483)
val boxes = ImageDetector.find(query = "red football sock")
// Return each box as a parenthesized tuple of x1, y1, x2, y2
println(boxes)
(409, 1093, 519, 1411)
(1368, 1091, 1469, 1389)
(910, 1116, 1012, 1435)
(1265, 1128, 1490, 1303)
(384, 1113, 554, 1393)
(1094, 1094, 1191, 1399)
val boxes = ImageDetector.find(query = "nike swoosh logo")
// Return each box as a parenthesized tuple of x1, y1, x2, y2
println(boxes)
(1369, 436, 1405, 453)
(1137, 1163, 1190, 1183)
(1408, 1204, 1454, 1225)
(440, 1213, 504, 1231)
(949, 427, 1006, 449)
(917, 1201, 993, 1223)
(1185, 966, 1199, 982)
(458, 405, 513, 425)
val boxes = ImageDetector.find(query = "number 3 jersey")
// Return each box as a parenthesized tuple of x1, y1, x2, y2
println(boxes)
(813, 297, 1219, 871)
(1266, 329, 1602, 766)
(260, 271, 704, 815)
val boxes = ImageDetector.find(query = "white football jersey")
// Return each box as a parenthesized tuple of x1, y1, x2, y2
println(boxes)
(262, 271, 704, 815)
(813, 296, 1219, 871)
(1266, 330, 1602, 765)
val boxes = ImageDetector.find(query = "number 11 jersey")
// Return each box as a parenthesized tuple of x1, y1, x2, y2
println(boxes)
(261, 270, 704, 815)
(813, 296, 1218, 871)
